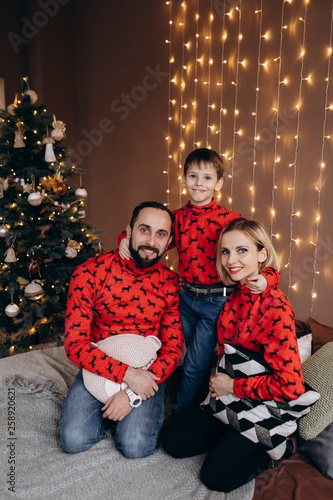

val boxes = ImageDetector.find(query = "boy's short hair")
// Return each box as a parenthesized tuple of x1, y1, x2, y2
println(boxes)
(183, 148, 224, 179)
(130, 201, 175, 232)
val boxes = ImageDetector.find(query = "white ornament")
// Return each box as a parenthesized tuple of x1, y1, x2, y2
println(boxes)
(43, 137, 56, 163)
(75, 187, 88, 198)
(28, 192, 42, 206)
(0, 225, 9, 237)
(24, 89, 38, 104)
(65, 246, 77, 258)
(51, 128, 64, 141)
(24, 280, 44, 300)
(4, 247, 17, 263)
(13, 131, 25, 148)
(5, 303, 20, 317)
(77, 210, 86, 218)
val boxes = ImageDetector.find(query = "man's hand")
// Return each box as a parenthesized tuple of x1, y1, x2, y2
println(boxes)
(119, 237, 132, 260)
(209, 373, 234, 397)
(123, 367, 160, 399)
(246, 273, 267, 294)
(102, 391, 132, 421)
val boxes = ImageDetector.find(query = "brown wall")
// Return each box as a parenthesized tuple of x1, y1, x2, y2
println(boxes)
(0, 0, 332, 327)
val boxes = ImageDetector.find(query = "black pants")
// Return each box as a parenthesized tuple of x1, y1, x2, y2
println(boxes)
(162, 406, 272, 493)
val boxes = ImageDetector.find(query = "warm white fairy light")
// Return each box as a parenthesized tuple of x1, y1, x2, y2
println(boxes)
(288, 1, 309, 295)
(165, 0, 173, 210)
(192, 0, 199, 150)
(271, 0, 289, 237)
(205, 1, 214, 148)
(179, 1, 186, 206)
(230, 0, 242, 211)
(310, 3, 333, 313)
(251, 2, 264, 218)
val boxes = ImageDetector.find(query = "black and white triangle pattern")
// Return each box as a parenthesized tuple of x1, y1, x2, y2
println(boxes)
(201, 344, 320, 460)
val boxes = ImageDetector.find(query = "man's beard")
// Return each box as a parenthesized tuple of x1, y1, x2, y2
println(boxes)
(129, 238, 162, 268)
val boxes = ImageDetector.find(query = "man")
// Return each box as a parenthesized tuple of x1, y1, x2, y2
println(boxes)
(59, 201, 183, 459)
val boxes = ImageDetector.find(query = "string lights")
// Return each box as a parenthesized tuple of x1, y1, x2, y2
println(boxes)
(164, 0, 333, 322)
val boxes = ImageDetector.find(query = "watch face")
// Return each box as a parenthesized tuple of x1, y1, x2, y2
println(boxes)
(132, 398, 141, 407)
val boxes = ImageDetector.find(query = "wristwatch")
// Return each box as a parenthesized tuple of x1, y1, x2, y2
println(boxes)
(125, 388, 142, 408)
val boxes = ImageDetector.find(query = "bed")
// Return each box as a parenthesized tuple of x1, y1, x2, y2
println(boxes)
(0, 317, 332, 500)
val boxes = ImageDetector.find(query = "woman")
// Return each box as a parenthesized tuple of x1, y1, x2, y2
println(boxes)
(162, 218, 305, 493)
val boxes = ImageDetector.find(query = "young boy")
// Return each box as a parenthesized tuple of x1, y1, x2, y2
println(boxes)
(119, 148, 278, 414)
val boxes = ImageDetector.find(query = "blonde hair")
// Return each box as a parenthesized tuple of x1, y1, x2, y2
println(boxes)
(216, 218, 280, 285)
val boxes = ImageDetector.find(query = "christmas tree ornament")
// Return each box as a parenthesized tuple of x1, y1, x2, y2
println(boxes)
(7, 104, 16, 115)
(28, 257, 42, 278)
(5, 303, 20, 317)
(43, 137, 56, 163)
(75, 187, 88, 198)
(0, 225, 9, 237)
(77, 209, 86, 218)
(42, 173, 67, 195)
(65, 239, 82, 259)
(24, 280, 44, 300)
(4, 246, 17, 263)
(51, 115, 66, 141)
(24, 89, 38, 104)
(13, 126, 26, 148)
(28, 191, 43, 206)
(0, 178, 9, 198)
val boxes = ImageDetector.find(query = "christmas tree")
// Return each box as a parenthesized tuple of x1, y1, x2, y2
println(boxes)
(0, 77, 102, 357)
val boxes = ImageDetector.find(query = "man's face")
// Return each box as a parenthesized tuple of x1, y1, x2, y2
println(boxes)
(126, 207, 172, 268)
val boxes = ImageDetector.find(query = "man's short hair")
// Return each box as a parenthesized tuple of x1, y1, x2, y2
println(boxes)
(129, 201, 175, 232)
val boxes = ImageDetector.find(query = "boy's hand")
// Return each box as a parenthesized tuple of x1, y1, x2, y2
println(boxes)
(209, 373, 234, 397)
(246, 274, 267, 294)
(119, 237, 132, 260)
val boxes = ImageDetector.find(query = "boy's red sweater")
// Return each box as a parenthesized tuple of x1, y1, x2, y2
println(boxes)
(217, 282, 305, 401)
(64, 250, 183, 384)
(171, 199, 240, 285)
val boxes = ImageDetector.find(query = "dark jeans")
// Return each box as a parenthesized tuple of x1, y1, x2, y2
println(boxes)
(162, 406, 271, 493)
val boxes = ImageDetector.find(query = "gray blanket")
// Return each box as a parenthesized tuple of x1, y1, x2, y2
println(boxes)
(0, 346, 254, 500)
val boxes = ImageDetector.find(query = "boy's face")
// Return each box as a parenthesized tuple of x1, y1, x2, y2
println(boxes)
(182, 162, 223, 206)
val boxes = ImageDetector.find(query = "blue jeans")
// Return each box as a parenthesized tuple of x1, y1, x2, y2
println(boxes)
(59, 371, 166, 458)
(176, 287, 229, 414)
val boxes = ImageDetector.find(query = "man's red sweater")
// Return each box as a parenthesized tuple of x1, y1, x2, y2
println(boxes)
(217, 282, 305, 401)
(171, 199, 240, 285)
(64, 250, 183, 384)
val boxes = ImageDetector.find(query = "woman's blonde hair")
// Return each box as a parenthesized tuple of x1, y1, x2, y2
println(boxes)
(216, 218, 280, 285)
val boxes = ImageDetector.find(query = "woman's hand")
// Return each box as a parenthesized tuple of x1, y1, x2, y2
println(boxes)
(209, 373, 234, 397)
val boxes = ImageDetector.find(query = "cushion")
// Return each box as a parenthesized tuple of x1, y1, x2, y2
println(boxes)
(298, 341, 333, 440)
(309, 317, 333, 354)
(297, 333, 312, 364)
(298, 421, 333, 480)
(201, 344, 320, 460)
(82, 334, 161, 403)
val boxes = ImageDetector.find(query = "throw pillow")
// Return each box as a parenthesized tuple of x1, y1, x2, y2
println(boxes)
(309, 317, 333, 353)
(298, 341, 333, 440)
(297, 333, 312, 364)
(298, 421, 333, 480)
(82, 334, 161, 403)
(201, 344, 320, 461)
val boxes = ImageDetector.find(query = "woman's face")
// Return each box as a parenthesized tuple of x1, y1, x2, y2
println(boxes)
(220, 230, 267, 285)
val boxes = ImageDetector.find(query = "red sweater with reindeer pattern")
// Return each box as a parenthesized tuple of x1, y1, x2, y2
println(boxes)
(64, 250, 183, 385)
(217, 281, 305, 401)
(171, 199, 240, 285)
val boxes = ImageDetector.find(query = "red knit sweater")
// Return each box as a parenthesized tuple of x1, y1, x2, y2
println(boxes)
(171, 199, 240, 285)
(64, 250, 183, 384)
(217, 281, 305, 401)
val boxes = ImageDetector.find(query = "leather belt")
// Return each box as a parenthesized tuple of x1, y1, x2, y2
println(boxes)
(184, 282, 235, 298)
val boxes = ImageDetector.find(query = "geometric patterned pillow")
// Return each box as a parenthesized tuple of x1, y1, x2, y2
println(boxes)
(200, 344, 320, 460)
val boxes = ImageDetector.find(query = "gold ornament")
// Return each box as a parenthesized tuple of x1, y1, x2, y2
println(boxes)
(41, 174, 67, 195)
